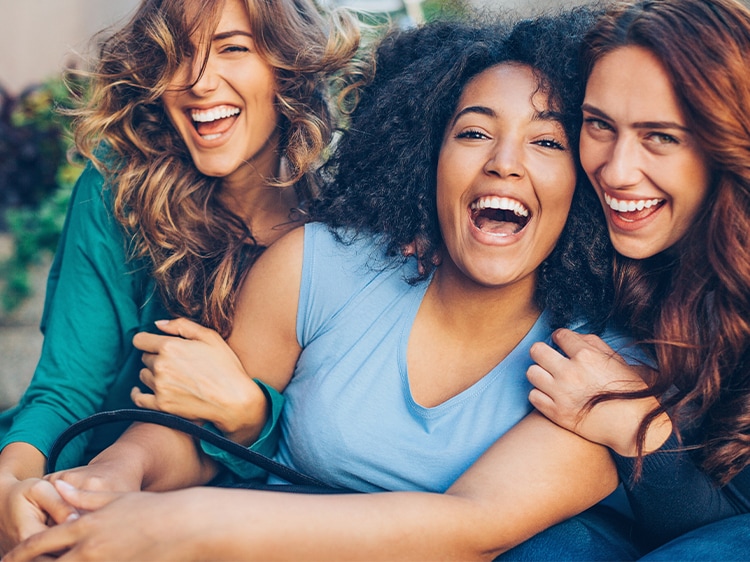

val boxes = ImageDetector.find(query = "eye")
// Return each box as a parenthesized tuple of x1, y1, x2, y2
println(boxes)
(534, 138, 567, 151)
(220, 45, 250, 54)
(455, 128, 489, 140)
(647, 132, 679, 145)
(583, 117, 612, 131)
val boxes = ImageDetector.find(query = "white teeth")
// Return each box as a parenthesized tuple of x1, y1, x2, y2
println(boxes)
(604, 193, 662, 213)
(191, 105, 240, 123)
(470, 196, 529, 218)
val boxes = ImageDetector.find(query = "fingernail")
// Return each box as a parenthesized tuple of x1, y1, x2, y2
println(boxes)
(155, 319, 170, 326)
(55, 480, 76, 492)
(65, 512, 80, 522)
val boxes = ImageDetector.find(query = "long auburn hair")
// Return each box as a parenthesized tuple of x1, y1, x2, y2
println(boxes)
(69, 0, 360, 337)
(582, 0, 750, 484)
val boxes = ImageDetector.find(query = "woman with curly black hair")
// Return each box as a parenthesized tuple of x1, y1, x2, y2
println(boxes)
(5, 12, 642, 561)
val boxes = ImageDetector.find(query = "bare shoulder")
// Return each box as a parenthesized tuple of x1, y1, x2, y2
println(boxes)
(242, 225, 305, 290)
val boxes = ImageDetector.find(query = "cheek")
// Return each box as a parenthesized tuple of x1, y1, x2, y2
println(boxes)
(579, 134, 601, 179)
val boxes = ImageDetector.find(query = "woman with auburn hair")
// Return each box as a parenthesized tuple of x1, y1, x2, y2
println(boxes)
(0, 0, 359, 552)
(518, 0, 750, 559)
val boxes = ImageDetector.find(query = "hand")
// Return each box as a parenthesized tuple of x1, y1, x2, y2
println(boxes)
(4, 482, 201, 561)
(0, 476, 79, 555)
(132, 317, 268, 444)
(46, 456, 143, 495)
(527, 328, 671, 456)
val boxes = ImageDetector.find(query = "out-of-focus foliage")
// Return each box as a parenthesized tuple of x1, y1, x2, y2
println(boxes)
(0, 77, 83, 313)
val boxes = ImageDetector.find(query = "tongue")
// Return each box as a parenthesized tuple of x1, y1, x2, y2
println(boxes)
(475, 215, 521, 235)
(195, 115, 237, 137)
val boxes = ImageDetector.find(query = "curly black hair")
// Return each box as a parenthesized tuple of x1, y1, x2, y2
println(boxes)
(315, 7, 613, 330)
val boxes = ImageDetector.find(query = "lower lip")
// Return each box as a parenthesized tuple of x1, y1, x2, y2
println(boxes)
(605, 203, 664, 232)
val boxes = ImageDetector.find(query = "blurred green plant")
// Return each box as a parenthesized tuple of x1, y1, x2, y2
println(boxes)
(0, 78, 83, 313)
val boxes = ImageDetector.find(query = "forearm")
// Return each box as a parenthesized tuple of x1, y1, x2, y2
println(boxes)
(178, 488, 498, 561)
(614, 433, 742, 548)
(190, 412, 618, 560)
(90, 423, 218, 492)
(0, 444, 46, 482)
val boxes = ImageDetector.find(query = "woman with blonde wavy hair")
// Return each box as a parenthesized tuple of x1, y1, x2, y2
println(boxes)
(0, 0, 359, 553)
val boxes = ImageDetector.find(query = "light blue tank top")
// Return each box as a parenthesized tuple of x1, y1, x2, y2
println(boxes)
(271, 223, 549, 492)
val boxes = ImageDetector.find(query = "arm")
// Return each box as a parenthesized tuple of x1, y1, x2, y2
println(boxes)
(6, 412, 617, 561)
(54, 227, 305, 494)
(613, 434, 746, 549)
(527, 328, 672, 456)
(0, 163, 147, 550)
(527, 328, 749, 547)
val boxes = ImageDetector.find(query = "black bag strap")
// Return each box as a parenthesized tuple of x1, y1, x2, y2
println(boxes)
(46, 409, 333, 489)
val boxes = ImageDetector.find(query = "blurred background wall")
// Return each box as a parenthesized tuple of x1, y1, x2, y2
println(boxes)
(0, 0, 141, 94)
(0, 0, 585, 95)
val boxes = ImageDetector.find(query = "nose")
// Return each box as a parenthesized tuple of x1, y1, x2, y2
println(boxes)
(483, 138, 524, 179)
(188, 54, 219, 96)
(598, 136, 642, 190)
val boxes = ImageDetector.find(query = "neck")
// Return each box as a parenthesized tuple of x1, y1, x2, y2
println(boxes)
(220, 141, 302, 246)
(427, 258, 541, 343)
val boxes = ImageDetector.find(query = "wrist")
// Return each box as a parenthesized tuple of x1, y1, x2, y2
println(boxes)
(214, 380, 269, 445)
(608, 399, 673, 457)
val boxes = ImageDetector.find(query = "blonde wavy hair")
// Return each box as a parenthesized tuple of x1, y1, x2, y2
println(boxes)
(69, 0, 361, 337)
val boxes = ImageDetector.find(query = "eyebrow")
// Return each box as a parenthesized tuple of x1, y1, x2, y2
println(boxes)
(581, 103, 689, 131)
(213, 30, 253, 41)
(451, 105, 563, 127)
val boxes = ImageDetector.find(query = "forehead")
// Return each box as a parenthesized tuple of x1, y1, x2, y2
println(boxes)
(586, 46, 685, 122)
(181, 0, 248, 36)
(457, 63, 551, 114)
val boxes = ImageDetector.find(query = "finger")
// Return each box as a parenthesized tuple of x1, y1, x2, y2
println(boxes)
(550, 328, 598, 357)
(132, 331, 169, 353)
(526, 364, 555, 392)
(4, 524, 77, 562)
(528, 388, 557, 419)
(131, 387, 158, 410)
(154, 317, 217, 343)
(529, 341, 568, 373)
(26, 481, 80, 526)
(138, 367, 156, 391)
(53, 481, 120, 513)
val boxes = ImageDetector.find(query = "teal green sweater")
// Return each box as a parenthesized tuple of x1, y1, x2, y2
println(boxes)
(0, 163, 280, 477)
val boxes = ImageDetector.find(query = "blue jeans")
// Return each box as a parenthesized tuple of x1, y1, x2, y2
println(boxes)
(497, 505, 642, 561)
(641, 513, 750, 561)
(498, 509, 750, 561)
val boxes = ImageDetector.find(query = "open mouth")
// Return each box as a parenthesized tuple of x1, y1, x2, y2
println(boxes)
(470, 195, 530, 236)
(190, 105, 240, 141)
(604, 193, 665, 222)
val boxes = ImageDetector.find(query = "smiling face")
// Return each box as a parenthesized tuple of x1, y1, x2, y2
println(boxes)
(580, 46, 712, 260)
(436, 63, 576, 291)
(161, 0, 280, 188)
